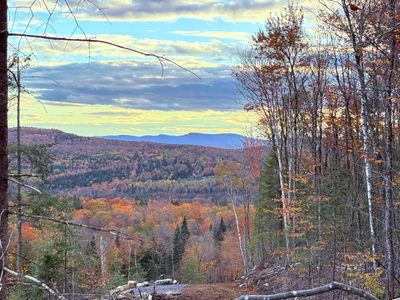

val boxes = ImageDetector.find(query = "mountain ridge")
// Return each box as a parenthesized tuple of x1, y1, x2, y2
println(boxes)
(103, 132, 246, 149)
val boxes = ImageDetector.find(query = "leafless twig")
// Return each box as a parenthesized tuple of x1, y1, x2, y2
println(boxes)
(8, 33, 201, 79)
(8, 177, 42, 194)
(4, 267, 66, 299)
(10, 211, 143, 242)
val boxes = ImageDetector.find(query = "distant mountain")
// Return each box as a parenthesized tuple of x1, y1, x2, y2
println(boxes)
(103, 133, 246, 149)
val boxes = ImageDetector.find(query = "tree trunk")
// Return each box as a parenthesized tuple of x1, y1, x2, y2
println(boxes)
(383, 0, 396, 296)
(16, 56, 22, 276)
(237, 282, 379, 300)
(231, 194, 247, 274)
(383, 93, 394, 299)
(63, 224, 68, 294)
(275, 138, 290, 259)
(0, 2, 8, 299)
(99, 236, 107, 282)
(341, 0, 377, 267)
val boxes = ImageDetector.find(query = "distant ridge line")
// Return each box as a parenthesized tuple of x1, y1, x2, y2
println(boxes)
(103, 132, 250, 149)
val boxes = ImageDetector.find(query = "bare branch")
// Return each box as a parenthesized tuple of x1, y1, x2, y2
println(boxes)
(4, 267, 66, 300)
(8, 178, 42, 194)
(8, 33, 201, 79)
(236, 282, 379, 300)
(10, 211, 143, 242)
(8, 174, 39, 178)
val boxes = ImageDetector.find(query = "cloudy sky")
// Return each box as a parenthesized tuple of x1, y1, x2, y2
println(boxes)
(8, 0, 316, 136)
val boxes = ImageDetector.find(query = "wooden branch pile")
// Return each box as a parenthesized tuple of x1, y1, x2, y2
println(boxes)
(239, 265, 285, 290)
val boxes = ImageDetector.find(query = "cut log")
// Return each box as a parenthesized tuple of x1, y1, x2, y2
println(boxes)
(154, 279, 174, 286)
(236, 282, 379, 300)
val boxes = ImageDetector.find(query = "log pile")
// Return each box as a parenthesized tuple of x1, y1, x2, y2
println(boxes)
(239, 265, 286, 291)
(106, 280, 182, 300)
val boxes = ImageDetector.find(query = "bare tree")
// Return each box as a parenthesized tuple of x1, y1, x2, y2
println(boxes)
(0, 1, 197, 298)
(0, 2, 9, 298)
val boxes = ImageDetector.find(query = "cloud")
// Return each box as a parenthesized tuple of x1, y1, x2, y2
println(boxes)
(9, 93, 255, 136)
(9, 0, 317, 24)
(24, 61, 243, 111)
(12, 34, 239, 66)
(75, 0, 280, 22)
(172, 31, 251, 41)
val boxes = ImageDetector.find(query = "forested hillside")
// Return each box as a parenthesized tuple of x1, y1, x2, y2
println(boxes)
(8, 128, 243, 203)
(1, 0, 399, 299)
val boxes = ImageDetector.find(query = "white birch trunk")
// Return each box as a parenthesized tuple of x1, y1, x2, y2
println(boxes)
(341, 0, 377, 266)
(231, 195, 247, 274)
(99, 236, 107, 281)
(275, 137, 290, 255)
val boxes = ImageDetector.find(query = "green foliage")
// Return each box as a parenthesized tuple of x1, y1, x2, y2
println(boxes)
(29, 194, 75, 218)
(213, 217, 227, 242)
(9, 285, 41, 300)
(181, 216, 190, 243)
(173, 226, 183, 265)
(138, 241, 171, 280)
(107, 272, 127, 290)
(130, 263, 147, 282)
(180, 258, 206, 284)
(135, 221, 155, 237)
(253, 152, 281, 263)
(8, 144, 53, 181)
(173, 216, 191, 267)
(38, 247, 63, 283)
(86, 236, 98, 256)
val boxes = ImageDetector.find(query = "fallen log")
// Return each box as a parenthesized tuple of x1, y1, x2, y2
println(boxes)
(236, 282, 379, 300)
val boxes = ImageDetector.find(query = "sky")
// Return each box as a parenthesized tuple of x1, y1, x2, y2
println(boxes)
(7, 0, 317, 136)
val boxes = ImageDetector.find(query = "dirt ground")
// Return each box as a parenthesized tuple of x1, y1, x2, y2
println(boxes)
(175, 282, 258, 300)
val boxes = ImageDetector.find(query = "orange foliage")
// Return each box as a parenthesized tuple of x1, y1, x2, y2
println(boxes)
(21, 223, 39, 241)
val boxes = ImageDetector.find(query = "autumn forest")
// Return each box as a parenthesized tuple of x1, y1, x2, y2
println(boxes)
(1, 0, 400, 299)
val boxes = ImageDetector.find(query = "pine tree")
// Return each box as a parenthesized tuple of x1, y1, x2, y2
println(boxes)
(213, 217, 227, 242)
(173, 216, 190, 268)
(173, 225, 182, 266)
(219, 217, 227, 234)
(181, 216, 190, 244)
(253, 152, 281, 264)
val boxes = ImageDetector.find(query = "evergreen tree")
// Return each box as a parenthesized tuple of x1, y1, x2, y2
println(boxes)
(213, 217, 227, 242)
(219, 217, 227, 234)
(173, 225, 183, 266)
(181, 216, 190, 244)
(115, 235, 121, 248)
(253, 152, 281, 264)
(173, 216, 191, 268)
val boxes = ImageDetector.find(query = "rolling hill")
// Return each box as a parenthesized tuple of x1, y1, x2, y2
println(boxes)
(8, 128, 243, 203)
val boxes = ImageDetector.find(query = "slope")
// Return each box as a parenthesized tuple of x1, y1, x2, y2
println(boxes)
(9, 127, 242, 203)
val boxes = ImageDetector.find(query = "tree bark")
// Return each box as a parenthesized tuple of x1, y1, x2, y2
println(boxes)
(272, 128, 290, 258)
(236, 282, 379, 300)
(0, 2, 8, 299)
(99, 236, 107, 282)
(16, 56, 22, 276)
(231, 191, 247, 274)
(383, 0, 396, 297)
(341, 0, 377, 267)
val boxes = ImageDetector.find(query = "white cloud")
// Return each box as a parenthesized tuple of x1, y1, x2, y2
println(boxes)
(172, 30, 251, 41)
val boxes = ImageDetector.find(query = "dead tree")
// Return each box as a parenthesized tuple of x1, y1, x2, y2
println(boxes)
(236, 282, 379, 300)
